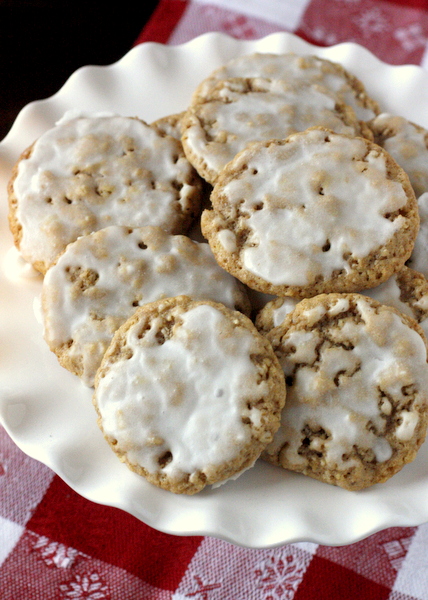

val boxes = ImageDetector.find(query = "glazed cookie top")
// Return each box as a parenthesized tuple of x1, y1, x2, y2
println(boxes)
(151, 112, 185, 140)
(93, 296, 285, 494)
(264, 293, 428, 490)
(369, 113, 428, 198)
(202, 129, 418, 297)
(256, 266, 428, 337)
(364, 266, 428, 338)
(42, 225, 250, 387)
(8, 112, 202, 274)
(181, 77, 367, 185)
(193, 52, 379, 121)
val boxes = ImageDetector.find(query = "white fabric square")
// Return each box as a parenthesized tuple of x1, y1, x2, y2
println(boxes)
(391, 523, 428, 599)
(0, 516, 24, 566)
(175, 537, 316, 599)
(192, 0, 312, 30)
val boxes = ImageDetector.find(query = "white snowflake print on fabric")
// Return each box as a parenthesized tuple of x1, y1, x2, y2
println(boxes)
(29, 533, 80, 569)
(395, 23, 428, 52)
(306, 26, 338, 45)
(59, 573, 110, 600)
(221, 14, 256, 38)
(180, 574, 222, 599)
(380, 537, 414, 572)
(353, 6, 389, 36)
(254, 552, 307, 600)
(199, 6, 256, 38)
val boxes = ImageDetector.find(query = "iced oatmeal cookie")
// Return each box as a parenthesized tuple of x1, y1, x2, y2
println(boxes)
(201, 128, 419, 297)
(193, 52, 380, 121)
(151, 112, 185, 140)
(369, 113, 428, 198)
(263, 293, 428, 490)
(8, 112, 203, 274)
(93, 296, 286, 494)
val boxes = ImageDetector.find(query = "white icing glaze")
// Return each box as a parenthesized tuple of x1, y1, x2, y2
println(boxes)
(13, 113, 199, 269)
(197, 52, 376, 121)
(396, 410, 420, 441)
(272, 297, 299, 327)
(218, 130, 409, 287)
(151, 113, 183, 140)
(363, 274, 415, 319)
(217, 229, 238, 254)
(95, 304, 270, 483)
(267, 296, 428, 470)
(185, 78, 360, 181)
(372, 113, 428, 198)
(42, 226, 247, 387)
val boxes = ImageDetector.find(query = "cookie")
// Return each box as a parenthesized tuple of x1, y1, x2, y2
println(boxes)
(181, 77, 370, 185)
(201, 128, 419, 297)
(256, 266, 428, 337)
(408, 192, 428, 277)
(369, 113, 428, 198)
(41, 225, 250, 387)
(8, 112, 203, 274)
(193, 52, 379, 121)
(151, 112, 185, 140)
(364, 266, 428, 338)
(92, 296, 286, 494)
(263, 293, 428, 490)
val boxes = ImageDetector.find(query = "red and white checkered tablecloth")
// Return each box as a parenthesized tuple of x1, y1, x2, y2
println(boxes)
(3, 1, 428, 598)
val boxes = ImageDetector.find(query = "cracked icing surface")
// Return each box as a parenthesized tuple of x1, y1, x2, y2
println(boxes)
(42, 225, 250, 387)
(181, 77, 368, 185)
(193, 52, 379, 122)
(93, 297, 285, 494)
(8, 113, 202, 274)
(263, 293, 428, 490)
(202, 129, 419, 297)
(370, 113, 428, 198)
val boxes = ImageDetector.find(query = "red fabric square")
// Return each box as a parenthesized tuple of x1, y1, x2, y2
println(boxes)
(317, 527, 417, 588)
(293, 555, 391, 600)
(296, 0, 428, 65)
(134, 0, 189, 45)
(26, 476, 203, 591)
(1, 530, 174, 600)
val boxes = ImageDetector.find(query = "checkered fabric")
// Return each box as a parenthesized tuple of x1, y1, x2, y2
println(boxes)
(4, 1, 428, 598)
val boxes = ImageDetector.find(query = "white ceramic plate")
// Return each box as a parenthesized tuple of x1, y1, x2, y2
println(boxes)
(2, 32, 428, 549)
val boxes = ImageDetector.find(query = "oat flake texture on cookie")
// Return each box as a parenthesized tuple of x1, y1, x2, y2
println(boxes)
(263, 293, 428, 491)
(92, 296, 286, 494)
(7, 112, 203, 274)
(201, 128, 419, 298)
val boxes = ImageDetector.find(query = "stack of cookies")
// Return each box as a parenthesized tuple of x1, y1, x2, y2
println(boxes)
(8, 52, 428, 494)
